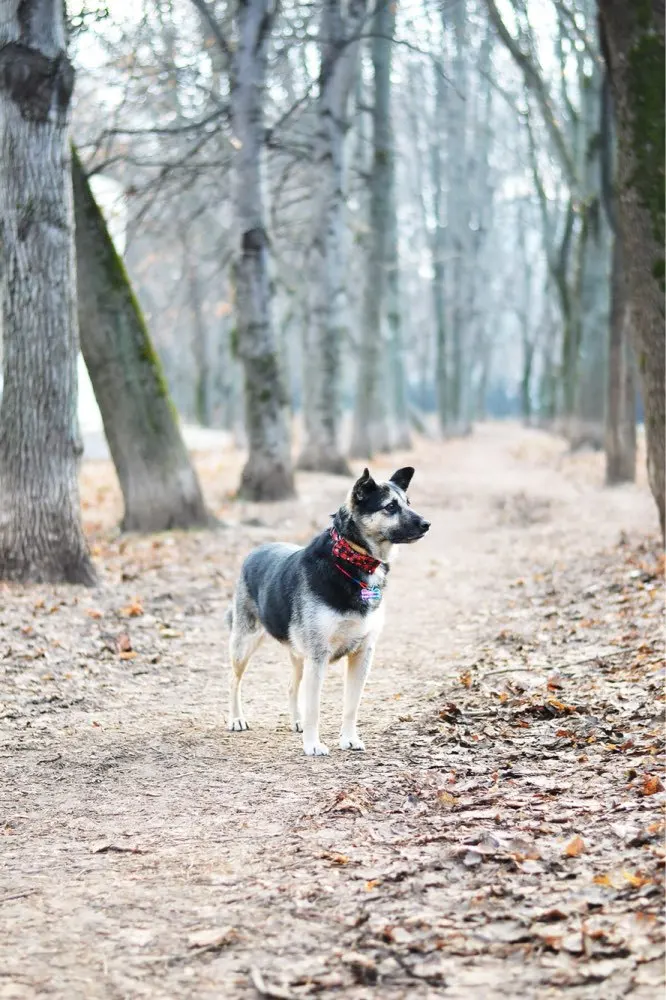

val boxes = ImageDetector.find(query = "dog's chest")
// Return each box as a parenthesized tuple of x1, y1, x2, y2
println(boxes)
(323, 603, 384, 661)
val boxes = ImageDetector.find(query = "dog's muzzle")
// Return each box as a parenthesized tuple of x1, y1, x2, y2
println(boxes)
(399, 518, 431, 543)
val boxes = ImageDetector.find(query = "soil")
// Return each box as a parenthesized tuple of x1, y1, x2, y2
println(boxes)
(1, 423, 664, 1000)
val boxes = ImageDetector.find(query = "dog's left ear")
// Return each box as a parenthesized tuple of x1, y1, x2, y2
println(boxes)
(390, 467, 415, 492)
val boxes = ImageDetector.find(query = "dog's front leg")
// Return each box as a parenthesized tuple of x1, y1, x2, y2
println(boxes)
(339, 641, 375, 751)
(301, 653, 330, 756)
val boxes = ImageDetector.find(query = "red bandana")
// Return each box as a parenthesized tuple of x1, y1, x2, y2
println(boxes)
(330, 527, 383, 574)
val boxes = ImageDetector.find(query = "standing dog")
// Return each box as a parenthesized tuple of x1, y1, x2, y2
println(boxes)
(225, 467, 430, 755)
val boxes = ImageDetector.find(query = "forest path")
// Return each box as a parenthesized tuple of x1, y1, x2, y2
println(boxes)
(1, 424, 663, 1000)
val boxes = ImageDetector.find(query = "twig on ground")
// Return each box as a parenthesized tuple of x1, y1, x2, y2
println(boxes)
(480, 646, 640, 681)
(0, 890, 38, 904)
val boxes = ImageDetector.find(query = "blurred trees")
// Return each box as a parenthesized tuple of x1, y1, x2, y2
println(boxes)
(1, 0, 663, 555)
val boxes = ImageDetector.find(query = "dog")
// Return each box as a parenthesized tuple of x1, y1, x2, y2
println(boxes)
(225, 467, 430, 755)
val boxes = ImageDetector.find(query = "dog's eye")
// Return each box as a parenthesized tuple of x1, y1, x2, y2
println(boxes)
(384, 500, 399, 514)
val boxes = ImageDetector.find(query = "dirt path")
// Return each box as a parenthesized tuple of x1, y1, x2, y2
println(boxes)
(1, 424, 663, 1000)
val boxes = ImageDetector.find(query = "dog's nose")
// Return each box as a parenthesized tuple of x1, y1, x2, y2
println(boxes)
(421, 520, 431, 532)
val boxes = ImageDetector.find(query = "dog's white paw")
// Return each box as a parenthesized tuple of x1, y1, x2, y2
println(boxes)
(339, 734, 366, 752)
(228, 717, 249, 732)
(291, 721, 303, 733)
(303, 741, 329, 756)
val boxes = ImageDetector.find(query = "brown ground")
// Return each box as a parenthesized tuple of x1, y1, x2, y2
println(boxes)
(1, 423, 664, 1000)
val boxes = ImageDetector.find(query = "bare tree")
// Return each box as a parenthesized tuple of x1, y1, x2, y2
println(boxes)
(0, 0, 95, 584)
(597, 0, 665, 537)
(297, 0, 366, 474)
(193, 0, 295, 500)
(350, 0, 396, 458)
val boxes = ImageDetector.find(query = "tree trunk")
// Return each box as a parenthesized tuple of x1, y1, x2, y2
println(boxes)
(605, 231, 636, 483)
(231, 0, 295, 500)
(297, 0, 365, 474)
(598, 0, 665, 537)
(0, 2, 95, 585)
(447, 1, 471, 432)
(72, 150, 211, 531)
(430, 61, 449, 434)
(349, 0, 394, 458)
(520, 340, 535, 425)
(186, 243, 211, 427)
(381, 15, 411, 450)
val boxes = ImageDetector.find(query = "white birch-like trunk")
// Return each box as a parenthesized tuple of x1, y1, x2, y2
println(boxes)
(297, 0, 366, 474)
(0, 0, 95, 584)
(231, 0, 294, 500)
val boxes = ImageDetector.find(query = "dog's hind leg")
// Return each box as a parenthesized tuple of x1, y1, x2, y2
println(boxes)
(339, 641, 375, 751)
(227, 616, 266, 732)
(288, 652, 304, 733)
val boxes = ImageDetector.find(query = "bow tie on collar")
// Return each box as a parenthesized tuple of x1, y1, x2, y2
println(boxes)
(330, 527, 385, 575)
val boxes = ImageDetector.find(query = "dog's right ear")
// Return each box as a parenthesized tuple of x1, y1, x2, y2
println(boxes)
(352, 467, 377, 504)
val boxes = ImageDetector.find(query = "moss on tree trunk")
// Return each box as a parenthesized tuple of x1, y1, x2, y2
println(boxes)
(72, 149, 212, 532)
(598, 0, 665, 537)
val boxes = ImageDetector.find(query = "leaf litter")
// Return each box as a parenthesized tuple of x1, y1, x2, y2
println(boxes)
(0, 425, 663, 999)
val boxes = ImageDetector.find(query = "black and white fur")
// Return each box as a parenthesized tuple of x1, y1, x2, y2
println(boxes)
(225, 467, 430, 755)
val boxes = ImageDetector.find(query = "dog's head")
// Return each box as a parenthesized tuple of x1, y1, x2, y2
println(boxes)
(348, 467, 430, 548)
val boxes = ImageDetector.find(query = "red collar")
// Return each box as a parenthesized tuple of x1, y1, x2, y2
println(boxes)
(330, 527, 384, 574)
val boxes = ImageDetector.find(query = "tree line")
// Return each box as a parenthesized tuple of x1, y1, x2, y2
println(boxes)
(0, 0, 663, 586)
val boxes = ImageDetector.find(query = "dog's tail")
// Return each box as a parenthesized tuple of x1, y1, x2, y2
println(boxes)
(224, 604, 234, 630)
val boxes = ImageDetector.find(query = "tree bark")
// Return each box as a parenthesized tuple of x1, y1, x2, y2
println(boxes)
(378, 7, 410, 450)
(349, 0, 394, 458)
(605, 231, 636, 483)
(430, 61, 449, 434)
(598, 0, 665, 537)
(231, 0, 295, 500)
(72, 150, 212, 532)
(297, 0, 365, 474)
(0, 1, 95, 585)
(447, 1, 471, 432)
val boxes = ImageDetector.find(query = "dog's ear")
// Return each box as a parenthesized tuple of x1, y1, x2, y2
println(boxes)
(352, 467, 378, 504)
(390, 467, 415, 492)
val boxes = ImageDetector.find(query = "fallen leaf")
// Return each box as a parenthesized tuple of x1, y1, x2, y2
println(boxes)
(564, 836, 586, 858)
(459, 671, 473, 688)
(437, 792, 458, 807)
(119, 650, 137, 660)
(622, 870, 652, 887)
(321, 851, 349, 865)
(86, 608, 104, 619)
(121, 600, 144, 618)
(641, 774, 664, 796)
(365, 879, 381, 890)
(116, 632, 132, 653)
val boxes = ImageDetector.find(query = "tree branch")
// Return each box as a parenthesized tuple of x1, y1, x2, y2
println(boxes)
(190, 0, 232, 61)
(483, 0, 577, 187)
